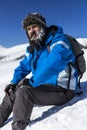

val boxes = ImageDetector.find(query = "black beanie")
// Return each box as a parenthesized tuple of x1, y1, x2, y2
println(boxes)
(23, 12, 46, 30)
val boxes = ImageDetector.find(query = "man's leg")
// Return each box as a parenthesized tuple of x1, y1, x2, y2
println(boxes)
(0, 78, 29, 128)
(12, 85, 74, 130)
(0, 92, 15, 127)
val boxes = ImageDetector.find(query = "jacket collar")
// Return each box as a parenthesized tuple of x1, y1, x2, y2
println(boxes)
(45, 25, 64, 45)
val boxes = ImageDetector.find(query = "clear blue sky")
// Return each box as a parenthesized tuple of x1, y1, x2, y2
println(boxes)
(0, 0, 87, 47)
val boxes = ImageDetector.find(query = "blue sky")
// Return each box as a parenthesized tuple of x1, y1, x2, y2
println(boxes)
(0, 0, 87, 47)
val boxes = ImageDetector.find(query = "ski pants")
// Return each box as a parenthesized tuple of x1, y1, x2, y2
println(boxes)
(0, 83, 74, 129)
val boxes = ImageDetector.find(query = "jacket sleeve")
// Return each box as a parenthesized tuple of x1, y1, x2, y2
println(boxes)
(11, 54, 32, 85)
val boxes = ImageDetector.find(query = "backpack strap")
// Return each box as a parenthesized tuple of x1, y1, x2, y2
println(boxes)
(67, 63, 72, 90)
(67, 63, 83, 96)
(76, 74, 83, 95)
(78, 74, 82, 89)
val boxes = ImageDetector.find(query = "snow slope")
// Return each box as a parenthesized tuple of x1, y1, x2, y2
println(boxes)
(0, 39, 87, 130)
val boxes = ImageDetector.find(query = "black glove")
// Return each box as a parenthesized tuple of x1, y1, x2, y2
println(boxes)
(4, 84, 16, 95)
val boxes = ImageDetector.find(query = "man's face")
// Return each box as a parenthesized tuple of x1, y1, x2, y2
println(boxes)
(27, 24, 41, 41)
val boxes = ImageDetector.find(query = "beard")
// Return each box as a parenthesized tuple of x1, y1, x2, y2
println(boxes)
(29, 28, 46, 50)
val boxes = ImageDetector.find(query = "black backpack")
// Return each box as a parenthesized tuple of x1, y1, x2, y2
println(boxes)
(64, 34, 86, 94)
(65, 34, 86, 77)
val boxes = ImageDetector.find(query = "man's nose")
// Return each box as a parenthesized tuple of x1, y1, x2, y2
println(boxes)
(30, 30, 36, 38)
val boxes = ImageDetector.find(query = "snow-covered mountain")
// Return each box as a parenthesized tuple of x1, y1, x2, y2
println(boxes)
(0, 43, 28, 62)
(0, 38, 87, 130)
(77, 38, 87, 47)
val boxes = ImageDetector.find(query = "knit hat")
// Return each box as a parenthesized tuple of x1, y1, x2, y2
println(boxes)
(23, 12, 46, 30)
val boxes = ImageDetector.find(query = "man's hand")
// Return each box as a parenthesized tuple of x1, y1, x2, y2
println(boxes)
(4, 84, 16, 95)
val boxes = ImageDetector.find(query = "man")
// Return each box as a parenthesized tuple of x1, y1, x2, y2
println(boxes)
(0, 12, 78, 130)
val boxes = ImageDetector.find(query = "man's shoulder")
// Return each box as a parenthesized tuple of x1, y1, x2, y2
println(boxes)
(48, 25, 63, 35)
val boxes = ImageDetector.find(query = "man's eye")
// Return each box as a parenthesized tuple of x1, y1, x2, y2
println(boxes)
(27, 27, 31, 31)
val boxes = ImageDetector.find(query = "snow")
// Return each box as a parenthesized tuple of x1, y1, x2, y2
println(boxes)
(0, 39, 87, 130)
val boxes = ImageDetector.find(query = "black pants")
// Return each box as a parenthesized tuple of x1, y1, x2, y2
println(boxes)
(0, 91, 15, 127)
(0, 84, 74, 129)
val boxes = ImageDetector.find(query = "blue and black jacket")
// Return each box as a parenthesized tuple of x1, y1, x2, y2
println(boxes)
(11, 26, 78, 90)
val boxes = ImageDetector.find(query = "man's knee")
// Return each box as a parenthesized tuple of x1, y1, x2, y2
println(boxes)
(16, 85, 28, 98)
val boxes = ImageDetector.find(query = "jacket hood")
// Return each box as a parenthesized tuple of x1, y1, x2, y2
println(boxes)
(45, 25, 64, 45)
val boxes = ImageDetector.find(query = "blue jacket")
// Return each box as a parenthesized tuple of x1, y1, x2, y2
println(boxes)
(11, 26, 78, 90)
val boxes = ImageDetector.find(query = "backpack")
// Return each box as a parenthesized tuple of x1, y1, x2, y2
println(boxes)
(64, 34, 86, 94)
(65, 34, 86, 77)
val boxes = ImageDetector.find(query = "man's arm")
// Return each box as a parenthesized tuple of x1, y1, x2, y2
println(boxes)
(11, 55, 31, 85)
